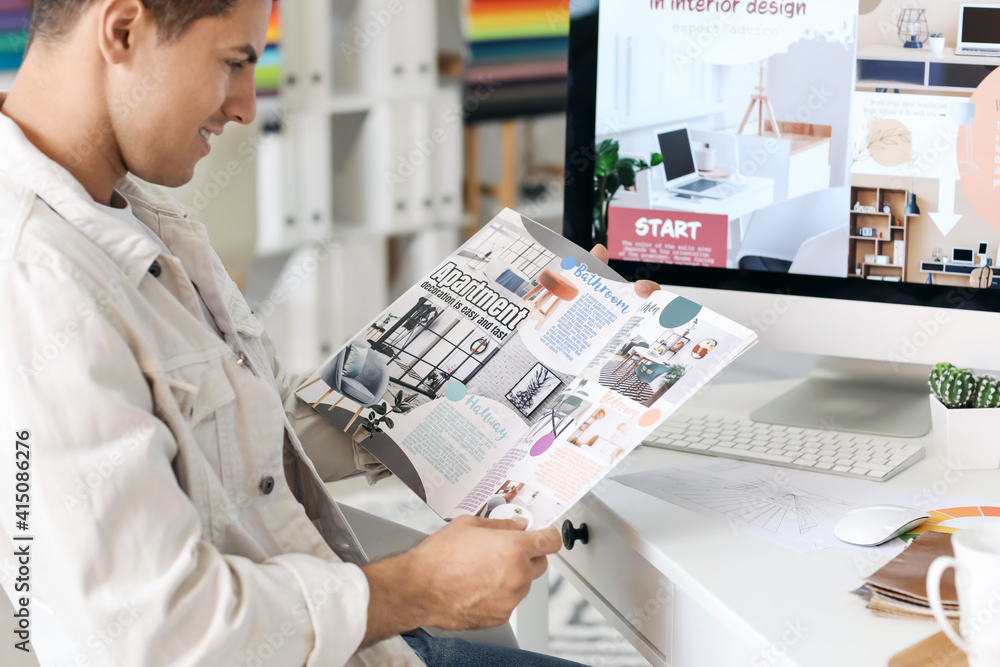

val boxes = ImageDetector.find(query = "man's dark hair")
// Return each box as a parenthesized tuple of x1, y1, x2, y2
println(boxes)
(28, 0, 240, 46)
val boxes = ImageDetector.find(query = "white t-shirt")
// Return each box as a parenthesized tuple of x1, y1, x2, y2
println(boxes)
(94, 199, 224, 338)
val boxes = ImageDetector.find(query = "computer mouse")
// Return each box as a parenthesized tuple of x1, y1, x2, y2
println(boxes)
(834, 505, 930, 547)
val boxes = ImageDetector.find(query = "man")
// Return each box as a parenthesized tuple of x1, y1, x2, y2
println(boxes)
(0, 1, 660, 665)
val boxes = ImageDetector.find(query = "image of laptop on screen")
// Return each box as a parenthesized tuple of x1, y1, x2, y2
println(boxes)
(658, 128, 747, 200)
(956, 4, 1000, 56)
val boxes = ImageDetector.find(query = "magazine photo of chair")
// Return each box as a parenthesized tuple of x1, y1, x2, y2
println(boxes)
(599, 344, 689, 406)
(520, 268, 580, 325)
(298, 340, 392, 431)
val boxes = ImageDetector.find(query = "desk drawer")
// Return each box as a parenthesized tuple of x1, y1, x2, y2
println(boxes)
(857, 59, 925, 86)
(556, 498, 674, 663)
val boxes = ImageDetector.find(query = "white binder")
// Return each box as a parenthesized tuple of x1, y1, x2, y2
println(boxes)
(331, 0, 395, 94)
(398, 0, 438, 96)
(255, 119, 302, 256)
(430, 87, 464, 225)
(333, 105, 395, 230)
(386, 101, 433, 230)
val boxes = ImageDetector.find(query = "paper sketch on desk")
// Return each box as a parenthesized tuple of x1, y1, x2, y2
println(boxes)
(614, 459, 979, 554)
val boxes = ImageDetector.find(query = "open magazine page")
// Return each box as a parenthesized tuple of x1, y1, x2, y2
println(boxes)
(295, 208, 639, 519)
(455, 291, 758, 530)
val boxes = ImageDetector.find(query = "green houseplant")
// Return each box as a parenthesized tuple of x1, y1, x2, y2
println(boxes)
(593, 139, 662, 243)
(352, 391, 417, 442)
(928, 362, 1000, 469)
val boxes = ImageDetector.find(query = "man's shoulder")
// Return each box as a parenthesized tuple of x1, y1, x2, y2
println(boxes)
(0, 173, 125, 291)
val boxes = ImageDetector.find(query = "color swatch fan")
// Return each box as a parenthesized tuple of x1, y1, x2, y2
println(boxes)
(0, 0, 29, 72)
(255, 0, 282, 96)
(462, 0, 569, 121)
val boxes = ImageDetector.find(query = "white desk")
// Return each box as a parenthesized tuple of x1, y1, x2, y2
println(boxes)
(646, 177, 774, 269)
(541, 378, 1000, 667)
(857, 45, 1000, 93)
(649, 176, 774, 223)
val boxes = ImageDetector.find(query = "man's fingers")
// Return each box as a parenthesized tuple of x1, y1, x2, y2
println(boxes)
(635, 280, 660, 299)
(473, 516, 528, 531)
(589, 244, 610, 264)
(589, 244, 659, 298)
(520, 526, 562, 557)
(527, 554, 549, 581)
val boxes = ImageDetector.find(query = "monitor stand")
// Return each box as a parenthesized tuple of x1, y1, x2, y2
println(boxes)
(749, 357, 932, 438)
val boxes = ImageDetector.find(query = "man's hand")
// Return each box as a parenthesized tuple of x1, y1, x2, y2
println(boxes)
(361, 515, 561, 646)
(589, 244, 660, 299)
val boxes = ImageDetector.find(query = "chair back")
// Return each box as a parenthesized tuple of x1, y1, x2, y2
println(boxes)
(737, 186, 850, 272)
(636, 362, 670, 384)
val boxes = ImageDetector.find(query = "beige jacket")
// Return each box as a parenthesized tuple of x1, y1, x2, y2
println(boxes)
(0, 96, 423, 667)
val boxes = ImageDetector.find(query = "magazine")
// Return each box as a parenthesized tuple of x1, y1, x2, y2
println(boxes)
(296, 208, 757, 530)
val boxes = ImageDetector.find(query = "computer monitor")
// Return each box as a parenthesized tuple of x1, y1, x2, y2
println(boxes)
(957, 4, 1000, 55)
(953, 248, 975, 264)
(563, 0, 1000, 437)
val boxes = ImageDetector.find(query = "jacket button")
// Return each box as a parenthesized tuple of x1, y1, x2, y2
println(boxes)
(148, 260, 162, 278)
(259, 476, 275, 495)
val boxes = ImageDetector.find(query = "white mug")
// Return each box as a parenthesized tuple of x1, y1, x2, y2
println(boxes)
(927, 525, 1000, 667)
(693, 146, 717, 172)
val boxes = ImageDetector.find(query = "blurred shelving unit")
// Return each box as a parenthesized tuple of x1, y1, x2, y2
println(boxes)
(255, 0, 468, 364)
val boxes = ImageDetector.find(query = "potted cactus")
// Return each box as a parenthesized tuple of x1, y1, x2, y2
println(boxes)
(929, 32, 945, 55)
(928, 362, 1000, 469)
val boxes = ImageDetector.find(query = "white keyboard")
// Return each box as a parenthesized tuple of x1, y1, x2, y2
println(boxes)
(643, 415, 925, 481)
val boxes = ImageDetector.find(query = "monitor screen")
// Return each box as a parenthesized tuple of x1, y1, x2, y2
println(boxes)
(658, 129, 697, 183)
(954, 248, 975, 263)
(563, 0, 1000, 312)
(961, 6, 1000, 45)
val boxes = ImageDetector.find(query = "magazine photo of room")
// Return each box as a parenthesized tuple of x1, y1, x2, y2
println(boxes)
(363, 293, 505, 407)
(305, 292, 579, 436)
(450, 215, 559, 302)
(597, 2, 856, 273)
(848, 0, 1000, 287)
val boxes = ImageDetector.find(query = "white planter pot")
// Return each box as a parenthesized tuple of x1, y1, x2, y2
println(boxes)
(930, 395, 1000, 470)
(929, 37, 945, 55)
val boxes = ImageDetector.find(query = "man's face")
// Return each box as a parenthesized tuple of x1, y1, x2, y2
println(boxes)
(107, 0, 271, 187)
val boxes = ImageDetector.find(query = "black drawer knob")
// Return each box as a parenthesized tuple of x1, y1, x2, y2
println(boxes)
(561, 520, 589, 550)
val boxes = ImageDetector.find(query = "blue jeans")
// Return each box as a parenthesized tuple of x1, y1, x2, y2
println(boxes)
(403, 635, 585, 667)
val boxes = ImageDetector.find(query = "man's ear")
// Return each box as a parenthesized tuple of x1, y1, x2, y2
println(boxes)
(96, 0, 147, 65)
